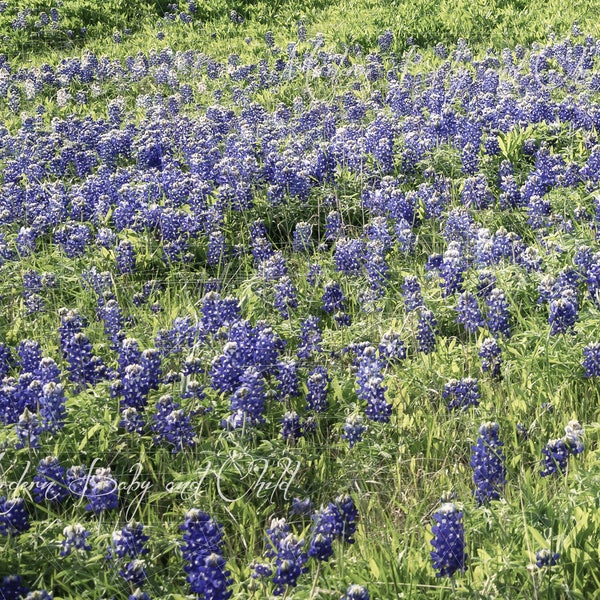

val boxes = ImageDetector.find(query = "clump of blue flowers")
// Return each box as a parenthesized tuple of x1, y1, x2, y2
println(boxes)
(430, 502, 467, 578)
(180, 509, 232, 600)
(470, 422, 506, 504)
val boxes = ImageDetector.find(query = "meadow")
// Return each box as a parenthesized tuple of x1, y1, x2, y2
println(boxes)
(1, 1, 600, 599)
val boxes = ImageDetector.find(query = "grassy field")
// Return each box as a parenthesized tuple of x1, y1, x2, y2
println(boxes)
(1, 1, 600, 599)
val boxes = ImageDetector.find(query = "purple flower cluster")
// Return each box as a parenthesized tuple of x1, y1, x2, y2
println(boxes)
(442, 378, 480, 410)
(180, 509, 233, 600)
(470, 422, 506, 504)
(430, 502, 467, 578)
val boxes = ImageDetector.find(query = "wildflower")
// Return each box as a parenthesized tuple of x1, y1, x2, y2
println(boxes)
(355, 345, 392, 422)
(443, 378, 480, 410)
(342, 415, 367, 447)
(540, 439, 569, 476)
(341, 584, 370, 600)
(0, 497, 29, 536)
(297, 316, 322, 360)
(61, 523, 92, 556)
(479, 338, 502, 379)
(486, 288, 511, 337)
(470, 422, 506, 504)
(430, 503, 467, 577)
(33, 456, 69, 504)
(378, 332, 406, 362)
(582, 342, 600, 376)
(549, 290, 578, 335)
(84, 468, 118, 513)
(107, 520, 149, 560)
(535, 548, 560, 568)
(1, 575, 28, 599)
(180, 509, 232, 600)
(272, 533, 308, 595)
(456, 292, 484, 334)
(306, 366, 329, 412)
(119, 560, 147, 585)
(417, 309, 437, 354)
(281, 411, 303, 442)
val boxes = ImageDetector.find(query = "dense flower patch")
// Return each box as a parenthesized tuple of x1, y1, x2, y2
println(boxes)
(0, 7, 599, 599)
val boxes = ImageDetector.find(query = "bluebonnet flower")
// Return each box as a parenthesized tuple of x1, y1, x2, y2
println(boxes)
(121, 364, 150, 411)
(440, 242, 466, 297)
(85, 468, 118, 513)
(486, 288, 511, 337)
(341, 585, 370, 600)
(456, 292, 484, 334)
(365, 240, 389, 293)
(443, 210, 475, 245)
(276, 360, 300, 399)
(64, 332, 107, 387)
(1, 575, 28, 599)
(297, 316, 322, 360)
(274, 276, 298, 318)
(355, 345, 391, 422)
(266, 518, 291, 557)
(308, 495, 357, 563)
(540, 439, 570, 476)
(108, 520, 149, 560)
(378, 29, 393, 51)
(325, 211, 344, 241)
(38, 381, 65, 433)
(425, 253, 443, 275)
(119, 560, 147, 585)
(0, 497, 29, 536)
(306, 366, 329, 412)
(120, 407, 145, 434)
(0, 343, 12, 379)
(180, 509, 232, 600)
(152, 395, 196, 451)
(65, 465, 87, 498)
(548, 290, 578, 335)
(582, 342, 600, 376)
(272, 533, 308, 595)
(342, 415, 367, 447)
(430, 503, 467, 577)
(200, 292, 240, 334)
(394, 218, 416, 253)
(417, 309, 437, 354)
(129, 590, 151, 600)
(461, 175, 493, 209)
(443, 378, 480, 410)
(54, 223, 92, 258)
(322, 281, 346, 314)
(334, 239, 364, 276)
(207, 231, 226, 266)
(306, 263, 323, 287)
(60, 523, 92, 556)
(402, 276, 423, 312)
(479, 338, 502, 379)
(563, 420, 584, 456)
(251, 561, 273, 580)
(17, 340, 43, 375)
(33, 456, 68, 504)
(281, 411, 303, 442)
(225, 367, 267, 428)
(535, 548, 560, 568)
(293, 222, 313, 253)
(116, 240, 136, 274)
(290, 497, 314, 517)
(15, 409, 43, 449)
(470, 422, 506, 504)
(97, 227, 117, 248)
(378, 332, 406, 362)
